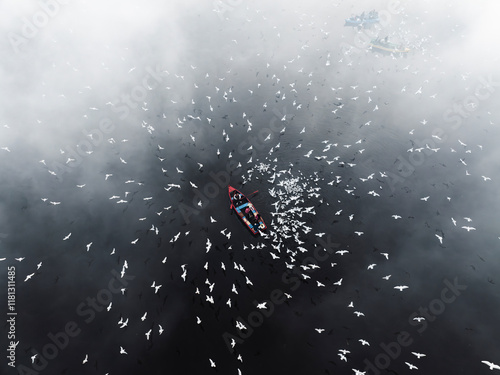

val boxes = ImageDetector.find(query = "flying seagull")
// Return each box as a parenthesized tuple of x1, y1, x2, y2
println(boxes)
(405, 362, 418, 370)
(462, 226, 476, 231)
(394, 285, 409, 291)
(412, 352, 426, 358)
(482, 361, 500, 370)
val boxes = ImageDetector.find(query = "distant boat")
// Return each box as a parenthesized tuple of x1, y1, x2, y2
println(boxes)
(345, 11, 379, 28)
(228, 185, 266, 235)
(369, 38, 410, 56)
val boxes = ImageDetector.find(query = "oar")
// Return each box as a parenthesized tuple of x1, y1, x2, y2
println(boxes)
(247, 190, 259, 197)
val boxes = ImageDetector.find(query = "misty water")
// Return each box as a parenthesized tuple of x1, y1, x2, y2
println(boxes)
(1, 1, 500, 374)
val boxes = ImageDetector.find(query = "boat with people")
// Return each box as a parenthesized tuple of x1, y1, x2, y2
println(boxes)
(344, 10, 379, 28)
(369, 37, 410, 56)
(228, 185, 266, 235)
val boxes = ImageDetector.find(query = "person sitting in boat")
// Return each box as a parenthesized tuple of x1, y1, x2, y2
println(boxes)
(245, 204, 252, 215)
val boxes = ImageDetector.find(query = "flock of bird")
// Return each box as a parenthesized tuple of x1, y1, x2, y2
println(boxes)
(2, 1, 498, 374)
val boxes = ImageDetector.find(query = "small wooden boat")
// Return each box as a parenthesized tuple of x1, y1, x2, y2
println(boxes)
(369, 38, 410, 55)
(344, 11, 379, 28)
(228, 185, 267, 235)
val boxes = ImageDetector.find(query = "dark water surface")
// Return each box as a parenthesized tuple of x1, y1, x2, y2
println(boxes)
(1, 1, 500, 374)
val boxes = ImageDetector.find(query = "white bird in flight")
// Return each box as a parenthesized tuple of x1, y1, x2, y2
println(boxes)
(405, 362, 418, 370)
(462, 226, 476, 231)
(394, 285, 409, 291)
(412, 352, 426, 358)
(482, 360, 500, 370)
